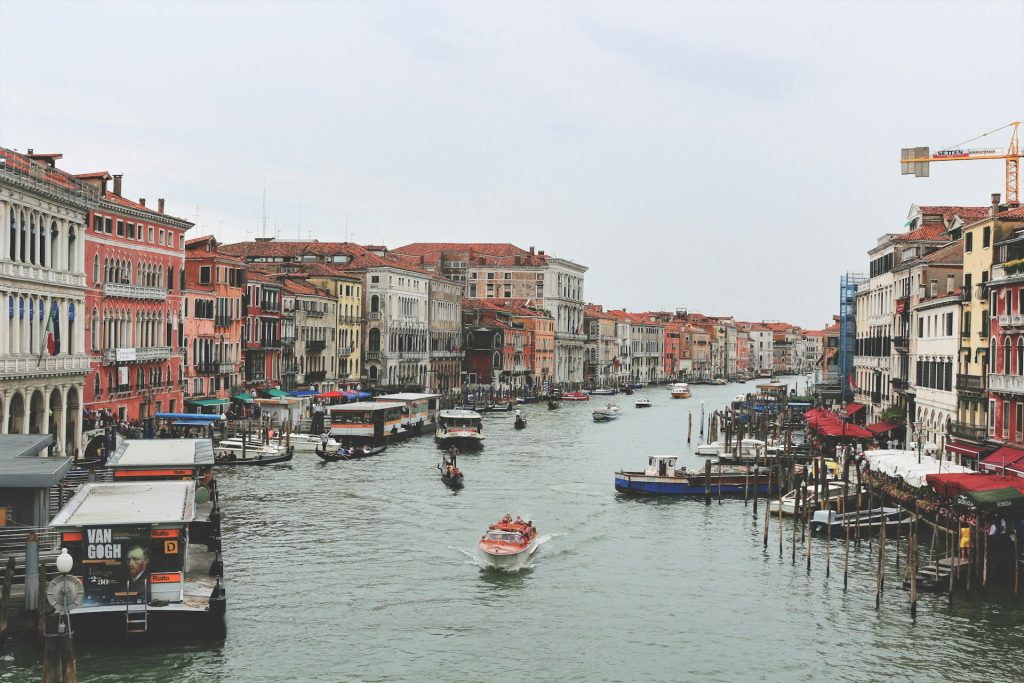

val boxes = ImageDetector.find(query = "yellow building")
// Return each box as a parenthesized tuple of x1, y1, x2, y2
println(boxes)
(304, 267, 362, 384)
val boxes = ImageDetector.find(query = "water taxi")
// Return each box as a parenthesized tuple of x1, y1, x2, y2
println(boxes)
(614, 456, 777, 496)
(590, 388, 617, 396)
(669, 383, 691, 399)
(635, 398, 652, 408)
(329, 402, 404, 444)
(477, 515, 539, 569)
(375, 392, 440, 435)
(592, 404, 621, 421)
(436, 410, 485, 448)
(50, 480, 226, 640)
(560, 391, 590, 401)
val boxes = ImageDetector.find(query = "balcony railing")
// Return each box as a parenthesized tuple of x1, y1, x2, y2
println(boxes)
(0, 354, 91, 378)
(103, 282, 168, 301)
(950, 421, 988, 442)
(304, 309, 325, 318)
(101, 347, 171, 364)
(989, 373, 1024, 395)
(263, 338, 282, 349)
(305, 370, 327, 382)
(892, 336, 909, 351)
(195, 361, 218, 375)
(891, 377, 908, 391)
(997, 314, 1024, 330)
(0, 261, 86, 289)
(306, 340, 327, 352)
(218, 361, 234, 374)
(368, 312, 381, 320)
(956, 373, 986, 394)
(244, 370, 266, 381)
(365, 350, 381, 360)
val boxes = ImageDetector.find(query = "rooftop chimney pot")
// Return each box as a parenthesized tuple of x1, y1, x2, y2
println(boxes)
(139, 198, 146, 207)
(158, 198, 165, 214)
(991, 193, 1002, 217)
(112, 174, 123, 197)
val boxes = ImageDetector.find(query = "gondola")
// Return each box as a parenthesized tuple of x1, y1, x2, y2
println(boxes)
(316, 444, 387, 462)
(514, 414, 527, 429)
(441, 466, 464, 488)
(214, 448, 294, 466)
(439, 449, 463, 488)
(547, 400, 561, 410)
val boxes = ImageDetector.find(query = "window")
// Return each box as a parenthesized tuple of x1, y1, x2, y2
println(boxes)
(1018, 402, 1023, 437)
(93, 215, 102, 232)
(199, 266, 211, 284)
(1003, 400, 1010, 437)
(988, 399, 996, 435)
(116, 220, 124, 237)
(984, 226, 991, 248)
(104, 217, 112, 234)
(159, 229, 165, 245)
(966, 232, 973, 252)
(148, 226, 154, 242)
(918, 316, 924, 338)
(371, 275, 380, 284)
(127, 222, 135, 239)
(945, 312, 953, 337)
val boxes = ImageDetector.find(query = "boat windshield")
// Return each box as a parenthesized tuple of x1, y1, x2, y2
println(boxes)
(485, 531, 522, 543)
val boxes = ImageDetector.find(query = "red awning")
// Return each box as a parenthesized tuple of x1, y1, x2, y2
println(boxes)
(866, 420, 901, 435)
(316, 391, 342, 398)
(845, 403, 865, 415)
(817, 423, 874, 439)
(945, 442, 986, 458)
(980, 446, 1024, 473)
(926, 473, 1024, 497)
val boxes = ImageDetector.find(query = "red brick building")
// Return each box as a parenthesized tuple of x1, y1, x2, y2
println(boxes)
(77, 172, 190, 421)
(243, 270, 283, 389)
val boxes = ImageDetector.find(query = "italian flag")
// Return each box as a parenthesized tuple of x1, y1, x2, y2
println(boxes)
(45, 301, 60, 356)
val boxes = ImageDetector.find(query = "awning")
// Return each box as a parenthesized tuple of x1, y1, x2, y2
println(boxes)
(264, 388, 290, 398)
(316, 391, 342, 398)
(866, 420, 901, 435)
(926, 472, 1024, 497)
(817, 423, 874, 439)
(187, 398, 230, 407)
(341, 390, 359, 398)
(980, 446, 1024, 473)
(965, 487, 1024, 508)
(845, 403, 865, 415)
(945, 442, 986, 458)
(232, 393, 255, 403)
(290, 390, 319, 397)
(356, 391, 371, 398)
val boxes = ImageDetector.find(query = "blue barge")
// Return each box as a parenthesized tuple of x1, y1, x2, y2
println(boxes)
(615, 456, 778, 496)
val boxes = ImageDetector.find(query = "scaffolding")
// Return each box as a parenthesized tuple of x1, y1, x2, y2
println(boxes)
(839, 272, 866, 403)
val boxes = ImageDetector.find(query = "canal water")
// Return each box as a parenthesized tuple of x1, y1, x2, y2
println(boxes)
(4, 376, 1024, 682)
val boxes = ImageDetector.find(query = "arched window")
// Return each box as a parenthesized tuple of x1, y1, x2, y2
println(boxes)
(91, 308, 99, 351)
(93, 256, 99, 284)
(370, 295, 379, 314)
(991, 338, 997, 373)
(38, 219, 47, 267)
(368, 328, 380, 351)
(8, 209, 15, 261)
(49, 221, 58, 269)
(1005, 338, 1012, 374)
(29, 214, 36, 264)
(19, 211, 27, 262)
(1018, 338, 1024, 377)
(67, 227, 76, 272)
(67, 303, 75, 354)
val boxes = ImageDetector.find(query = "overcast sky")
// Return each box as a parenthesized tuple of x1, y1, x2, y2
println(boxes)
(2, 1, 1022, 328)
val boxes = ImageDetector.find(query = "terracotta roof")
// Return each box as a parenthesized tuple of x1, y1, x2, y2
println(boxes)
(464, 298, 549, 317)
(998, 207, 1024, 219)
(74, 171, 112, 180)
(919, 240, 964, 264)
(0, 147, 96, 195)
(391, 242, 549, 267)
(893, 224, 949, 242)
(220, 240, 437, 277)
(100, 191, 191, 226)
(919, 206, 990, 222)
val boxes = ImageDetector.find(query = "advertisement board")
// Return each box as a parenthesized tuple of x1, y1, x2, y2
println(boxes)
(79, 526, 152, 606)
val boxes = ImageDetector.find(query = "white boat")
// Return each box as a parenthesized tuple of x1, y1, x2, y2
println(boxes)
(436, 410, 485, 448)
(669, 383, 691, 398)
(694, 438, 766, 458)
(279, 432, 339, 452)
(635, 398, 652, 408)
(769, 482, 865, 516)
(477, 517, 539, 569)
(213, 437, 293, 464)
(592, 404, 621, 421)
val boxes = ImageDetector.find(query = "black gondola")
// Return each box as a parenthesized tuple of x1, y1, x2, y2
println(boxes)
(316, 444, 387, 462)
(547, 400, 561, 410)
(215, 447, 294, 466)
(622, 387, 634, 395)
(514, 415, 527, 429)
(439, 449, 463, 488)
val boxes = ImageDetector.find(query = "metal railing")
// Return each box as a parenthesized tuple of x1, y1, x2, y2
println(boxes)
(306, 340, 327, 352)
(950, 421, 987, 442)
(215, 315, 233, 327)
(102, 346, 172, 364)
(365, 350, 381, 360)
(956, 373, 986, 393)
(103, 282, 168, 301)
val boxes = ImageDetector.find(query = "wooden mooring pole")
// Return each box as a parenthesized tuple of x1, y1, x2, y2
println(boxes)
(0, 556, 13, 645)
(704, 458, 712, 506)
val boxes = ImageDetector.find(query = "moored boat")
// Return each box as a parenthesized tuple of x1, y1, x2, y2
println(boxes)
(614, 456, 776, 496)
(213, 438, 293, 465)
(592, 403, 621, 421)
(436, 410, 485, 448)
(635, 398, 652, 408)
(477, 515, 539, 569)
(669, 382, 691, 399)
(560, 391, 590, 401)
(810, 506, 912, 535)
(590, 388, 617, 396)
(315, 444, 386, 461)
(769, 482, 865, 516)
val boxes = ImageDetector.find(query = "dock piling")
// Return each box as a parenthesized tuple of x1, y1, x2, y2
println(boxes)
(0, 556, 13, 645)
(704, 458, 712, 506)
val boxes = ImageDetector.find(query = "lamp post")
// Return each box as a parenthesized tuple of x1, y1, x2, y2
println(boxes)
(915, 420, 924, 464)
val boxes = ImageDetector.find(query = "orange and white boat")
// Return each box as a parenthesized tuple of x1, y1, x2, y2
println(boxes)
(477, 515, 539, 569)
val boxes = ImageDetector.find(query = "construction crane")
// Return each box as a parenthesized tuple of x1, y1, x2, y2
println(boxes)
(901, 121, 1021, 204)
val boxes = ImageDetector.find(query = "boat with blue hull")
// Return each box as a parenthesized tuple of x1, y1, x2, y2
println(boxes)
(614, 456, 777, 496)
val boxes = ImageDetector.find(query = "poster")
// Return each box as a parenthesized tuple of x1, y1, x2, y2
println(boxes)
(79, 526, 152, 606)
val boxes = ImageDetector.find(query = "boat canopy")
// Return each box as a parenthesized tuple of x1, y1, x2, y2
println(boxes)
(50, 481, 197, 527)
(105, 439, 215, 469)
(186, 398, 230, 407)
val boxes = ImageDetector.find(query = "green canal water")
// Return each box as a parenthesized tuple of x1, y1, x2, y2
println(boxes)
(3, 376, 1024, 682)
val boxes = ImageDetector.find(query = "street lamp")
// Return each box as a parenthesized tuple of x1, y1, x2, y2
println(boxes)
(914, 420, 924, 464)
(56, 547, 73, 574)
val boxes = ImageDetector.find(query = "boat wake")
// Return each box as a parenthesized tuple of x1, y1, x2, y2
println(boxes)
(449, 534, 554, 573)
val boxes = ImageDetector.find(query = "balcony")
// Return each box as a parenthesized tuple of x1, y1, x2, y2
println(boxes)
(997, 314, 1024, 330)
(891, 377, 908, 391)
(218, 361, 234, 374)
(950, 420, 988, 442)
(961, 288, 972, 302)
(0, 353, 91, 379)
(892, 336, 909, 352)
(306, 339, 327, 352)
(305, 370, 327, 382)
(195, 361, 218, 375)
(101, 346, 172, 364)
(263, 338, 282, 349)
(368, 312, 381, 321)
(305, 309, 325, 318)
(103, 282, 168, 301)
(281, 335, 296, 345)
(957, 373, 986, 396)
(365, 350, 382, 360)
(0, 260, 86, 289)
(989, 373, 1024, 395)
(244, 369, 266, 382)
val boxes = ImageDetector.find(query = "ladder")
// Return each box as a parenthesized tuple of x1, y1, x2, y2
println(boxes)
(126, 601, 148, 635)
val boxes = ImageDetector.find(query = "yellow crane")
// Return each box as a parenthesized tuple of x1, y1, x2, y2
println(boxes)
(901, 121, 1021, 204)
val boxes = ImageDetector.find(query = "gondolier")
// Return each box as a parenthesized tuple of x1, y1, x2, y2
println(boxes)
(319, 430, 330, 453)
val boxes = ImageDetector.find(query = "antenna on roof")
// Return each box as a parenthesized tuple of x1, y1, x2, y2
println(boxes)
(260, 184, 267, 239)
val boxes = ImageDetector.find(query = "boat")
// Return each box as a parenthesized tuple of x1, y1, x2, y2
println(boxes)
(810, 506, 913, 536)
(769, 482, 865, 516)
(315, 444, 387, 461)
(614, 456, 777, 496)
(516, 396, 539, 404)
(439, 449, 464, 488)
(629, 382, 644, 389)
(489, 402, 516, 413)
(711, 378, 727, 385)
(592, 404, 620, 421)
(278, 433, 327, 451)
(635, 398, 652, 408)
(590, 388, 617, 396)
(669, 383, 691, 399)
(547, 399, 561, 410)
(622, 386, 634, 395)
(694, 438, 766, 459)
(213, 438, 294, 465)
(477, 515, 539, 569)
(436, 410, 485, 448)
(560, 391, 590, 401)
(514, 411, 527, 429)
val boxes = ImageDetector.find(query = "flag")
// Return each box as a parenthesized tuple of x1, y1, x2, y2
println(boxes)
(37, 301, 59, 366)
(848, 370, 857, 390)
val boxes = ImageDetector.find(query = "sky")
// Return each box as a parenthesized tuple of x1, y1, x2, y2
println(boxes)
(1, 1, 1022, 328)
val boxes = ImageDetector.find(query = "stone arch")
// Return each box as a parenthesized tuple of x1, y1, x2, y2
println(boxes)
(65, 387, 80, 456)
(7, 391, 26, 434)
(48, 388, 63, 445)
(28, 389, 45, 434)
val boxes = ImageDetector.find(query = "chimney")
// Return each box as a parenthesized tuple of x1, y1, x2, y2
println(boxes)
(529, 246, 535, 255)
(158, 198, 165, 214)
(990, 192, 1002, 216)
(538, 250, 545, 256)
(112, 174, 123, 196)
(139, 198, 146, 207)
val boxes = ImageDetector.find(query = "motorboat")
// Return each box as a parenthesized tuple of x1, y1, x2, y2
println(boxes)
(560, 391, 590, 401)
(768, 482, 865, 516)
(436, 410, 485, 448)
(279, 433, 325, 451)
(669, 383, 691, 399)
(592, 404, 621, 421)
(477, 515, 539, 569)
(695, 441, 723, 455)
(694, 438, 766, 458)
(590, 388, 617, 396)
(315, 444, 387, 462)
(213, 438, 293, 465)
(635, 398, 652, 408)
(810, 506, 912, 536)
(489, 402, 516, 413)
(514, 412, 527, 429)
(614, 456, 776, 496)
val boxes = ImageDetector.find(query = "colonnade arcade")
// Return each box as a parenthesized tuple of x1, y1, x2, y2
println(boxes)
(0, 384, 82, 456)
(1, 290, 84, 356)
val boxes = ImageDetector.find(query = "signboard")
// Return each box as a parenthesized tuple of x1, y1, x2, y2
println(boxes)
(116, 347, 137, 362)
(79, 526, 151, 606)
(118, 366, 129, 386)
(934, 148, 1001, 159)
